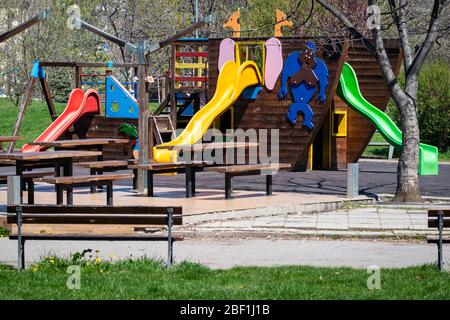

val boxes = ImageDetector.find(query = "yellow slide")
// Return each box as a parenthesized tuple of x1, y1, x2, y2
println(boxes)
(153, 60, 263, 163)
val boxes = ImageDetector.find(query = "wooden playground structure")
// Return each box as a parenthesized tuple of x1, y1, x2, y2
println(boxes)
(0, 6, 414, 197)
(0, 6, 445, 271)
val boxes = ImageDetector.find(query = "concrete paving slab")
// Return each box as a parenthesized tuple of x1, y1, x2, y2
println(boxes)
(283, 222, 318, 228)
(317, 222, 348, 230)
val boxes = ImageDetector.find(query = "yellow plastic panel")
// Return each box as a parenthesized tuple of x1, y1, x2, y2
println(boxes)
(332, 111, 347, 137)
(153, 60, 263, 163)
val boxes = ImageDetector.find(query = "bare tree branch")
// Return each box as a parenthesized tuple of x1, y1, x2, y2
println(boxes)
(388, 0, 413, 69)
(406, 0, 446, 79)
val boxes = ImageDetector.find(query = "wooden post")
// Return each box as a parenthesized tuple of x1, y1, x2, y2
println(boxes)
(170, 44, 177, 130)
(164, 71, 169, 99)
(39, 77, 57, 119)
(8, 78, 36, 152)
(75, 66, 82, 88)
(149, 114, 154, 160)
(137, 64, 149, 192)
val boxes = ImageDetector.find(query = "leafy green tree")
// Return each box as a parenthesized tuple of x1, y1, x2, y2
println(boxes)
(388, 59, 450, 152)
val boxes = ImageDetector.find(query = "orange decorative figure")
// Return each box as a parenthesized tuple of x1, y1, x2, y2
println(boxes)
(274, 9, 293, 37)
(223, 10, 241, 38)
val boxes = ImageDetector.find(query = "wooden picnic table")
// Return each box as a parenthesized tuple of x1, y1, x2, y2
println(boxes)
(132, 162, 206, 198)
(29, 138, 130, 148)
(0, 136, 23, 152)
(204, 163, 292, 199)
(0, 150, 102, 203)
(155, 142, 259, 151)
(29, 138, 130, 162)
(155, 142, 260, 164)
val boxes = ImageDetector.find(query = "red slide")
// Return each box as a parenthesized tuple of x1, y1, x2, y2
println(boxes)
(22, 89, 100, 153)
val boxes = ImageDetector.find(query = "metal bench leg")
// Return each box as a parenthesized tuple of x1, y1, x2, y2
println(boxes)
(90, 169, 96, 193)
(27, 180, 34, 205)
(266, 175, 273, 196)
(16, 207, 25, 270)
(20, 239, 25, 270)
(56, 186, 63, 205)
(54, 164, 60, 192)
(192, 169, 196, 197)
(147, 171, 154, 197)
(167, 208, 173, 268)
(67, 187, 73, 206)
(225, 174, 233, 200)
(133, 169, 138, 190)
(97, 170, 104, 190)
(438, 212, 444, 271)
(185, 167, 193, 198)
(106, 182, 113, 206)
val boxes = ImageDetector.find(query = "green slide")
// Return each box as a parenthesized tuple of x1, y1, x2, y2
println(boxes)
(337, 62, 438, 175)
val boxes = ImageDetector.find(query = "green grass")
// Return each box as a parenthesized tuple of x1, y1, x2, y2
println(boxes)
(0, 98, 66, 148)
(439, 150, 450, 161)
(0, 254, 449, 299)
(363, 132, 449, 161)
(362, 132, 397, 159)
(0, 98, 160, 148)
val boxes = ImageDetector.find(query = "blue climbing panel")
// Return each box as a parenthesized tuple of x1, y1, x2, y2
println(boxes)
(176, 92, 195, 117)
(242, 86, 263, 100)
(105, 76, 139, 119)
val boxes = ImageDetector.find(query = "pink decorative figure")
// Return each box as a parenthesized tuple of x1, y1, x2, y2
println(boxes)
(218, 38, 236, 72)
(264, 37, 283, 91)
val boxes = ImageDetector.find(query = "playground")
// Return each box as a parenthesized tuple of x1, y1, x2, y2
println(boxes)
(0, 2, 449, 301)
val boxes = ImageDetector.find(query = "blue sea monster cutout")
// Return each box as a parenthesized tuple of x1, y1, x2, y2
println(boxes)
(278, 41, 329, 129)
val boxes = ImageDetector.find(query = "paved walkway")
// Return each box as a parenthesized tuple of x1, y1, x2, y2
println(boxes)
(1, 159, 448, 198)
(124, 159, 447, 198)
(180, 206, 450, 239)
(0, 238, 448, 269)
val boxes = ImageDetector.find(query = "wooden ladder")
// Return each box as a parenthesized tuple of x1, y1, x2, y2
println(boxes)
(152, 115, 176, 145)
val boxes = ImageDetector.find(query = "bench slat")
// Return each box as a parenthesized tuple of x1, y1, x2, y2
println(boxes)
(77, 160, 129, 169)
(38, 173, 134, 184)
(427, 236, 450, 244)
(428, 218, 450, 228)
(204, 163, 291, 174)
(9, 234, 183, 241)
(428, 209, 450, 217)
(132, 162, 205, 170)
(7, 205, 182, 215)
(7, 213, 182, 225)
(1, 170, 55, 180)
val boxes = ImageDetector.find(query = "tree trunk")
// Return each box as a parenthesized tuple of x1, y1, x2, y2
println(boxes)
(394, 99, 422, 202)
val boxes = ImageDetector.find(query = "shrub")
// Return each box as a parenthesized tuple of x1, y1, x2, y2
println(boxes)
(47, 69, 74, 103)
(387, 59, 450, 152)
(0, 226, 10, 237)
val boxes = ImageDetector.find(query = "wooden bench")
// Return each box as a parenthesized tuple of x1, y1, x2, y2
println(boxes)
(77, 160, 136, 192)
(428, 209, 450, 271)
(0, 170, 55, 204)
(37, 173, 134, 206)
(7, 205, 183, 269)
(204, 164, 291, 199)
(131, 162, 206, 198)
(0, 159, 16, 167)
